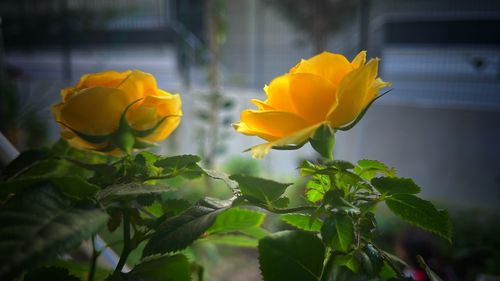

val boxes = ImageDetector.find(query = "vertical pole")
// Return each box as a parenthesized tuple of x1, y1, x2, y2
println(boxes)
(247, 0, 257, 88)
(205, 0, 222, 171)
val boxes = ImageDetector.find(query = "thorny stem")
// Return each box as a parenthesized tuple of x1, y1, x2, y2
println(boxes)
(88, 235, 98, 281)
(319, 249, 336, 281)
(114, 211, 132, 274)
(355, 215, 361, 250)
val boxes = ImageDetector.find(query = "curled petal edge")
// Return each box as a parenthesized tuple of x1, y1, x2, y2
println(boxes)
(246, 122, 328, 159)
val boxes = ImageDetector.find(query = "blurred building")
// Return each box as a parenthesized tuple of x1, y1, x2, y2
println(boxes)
(1, 0, 499, 207)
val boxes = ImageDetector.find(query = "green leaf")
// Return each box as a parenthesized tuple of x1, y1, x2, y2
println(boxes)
(97, 183, 171, 202)
(272, 197, 290, 208)
(43, 258, 111, 281)
(326, 160, 355, 171)
(200, 234, 258, 248)
(161, 199, 191, 216)
(155, 155, 204, 179)
(129, 254, 191, 281)
(333, 171, 364, 191)
(334, 253, 360, 273)
(13, 159, 93, 179)
(258, 231, 325, 281)
(23, 266, 81, 281)
(299, 160, 320, 176)
(0, 176, 99, 201)
(0, 184, 108, 280)
(309, 124, 335, 159)
(371, 177, 420, 196)
(379, 261, 397, 280)
(230, 175, 291, 204)
(306, 189, 324, 203)
(207, 208, 265, 234)
(305, 174, 330, 203)
(417, 255, 444, 281)
(131, 151, 161, 179)
(321, 214, 354, 252)
(143, 197, 232, 257)
(281, 213, 322, 232)
(0, 149, 49, 180)
(240, 226, 270, 239)
(50, 139, 108, 164)
(354, 159, 394, 180)
(323, 190, 359, 215)
(203, 169, 239, 194)
(385, 194, 452, 242)
(359, 213, 377, 237)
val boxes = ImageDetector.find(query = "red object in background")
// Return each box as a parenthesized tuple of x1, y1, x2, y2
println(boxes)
(413, 269, 428, 281)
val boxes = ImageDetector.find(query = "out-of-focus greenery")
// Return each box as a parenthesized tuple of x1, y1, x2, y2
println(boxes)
(222, 155, 261, 177)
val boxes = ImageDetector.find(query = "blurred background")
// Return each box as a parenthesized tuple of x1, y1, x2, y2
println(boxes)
(0, 0, 499, 280)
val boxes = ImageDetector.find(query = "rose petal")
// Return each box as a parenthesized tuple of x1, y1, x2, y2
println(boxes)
(328, 58, 380, 127)
(264, 75, 296, 112)
(138, 115, 181, 143)
(233, 122, 281, 142)
(118, 70, 158, 101)
(250, 99, 275, 110)
(289, 52, 353, 86)
(285, 73, 338, 124)
(239, 110, 309, 140)
(58, 87, 132, 135)
(127, 91, 182, 129)
(351, 51, 367, 69)
(249, 122, 326, 159)
(61, 70, 132, 102)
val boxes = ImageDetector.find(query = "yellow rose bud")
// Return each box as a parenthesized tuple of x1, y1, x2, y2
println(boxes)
(233, 51, 390, 158)
(52, 70, 182, 154)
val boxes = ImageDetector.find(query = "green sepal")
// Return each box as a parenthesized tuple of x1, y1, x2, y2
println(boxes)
(114, 130, 135, 154)
(58, 122, 111, 145)
(133, 138, 157, 149)
(113, 98, 145, 153)
(271, 141, 308, 151)
(131, 116, 167, 137)
(118, 98, 143, 131)
(309, 124, 335, 159)
(337, 89, 391, 131)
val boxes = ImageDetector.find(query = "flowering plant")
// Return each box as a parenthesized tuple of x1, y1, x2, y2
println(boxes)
(0, 54, 450, 281)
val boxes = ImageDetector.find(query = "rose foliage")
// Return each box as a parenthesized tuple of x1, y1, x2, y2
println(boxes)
(0, 55, 450, 281)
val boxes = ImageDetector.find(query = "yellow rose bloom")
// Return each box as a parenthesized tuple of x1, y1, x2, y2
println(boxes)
(233, 51, 390, 158)
(52, 70, 182, 154)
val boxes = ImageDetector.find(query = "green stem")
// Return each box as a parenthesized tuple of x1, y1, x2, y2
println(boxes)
(114, 212, 132, 274)
(319, 249, 336, 281)
(88, 235, 98, 281)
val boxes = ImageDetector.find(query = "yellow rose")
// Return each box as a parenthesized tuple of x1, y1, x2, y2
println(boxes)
(52, 70, 182, 154)
(233, 51, 390, 158)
